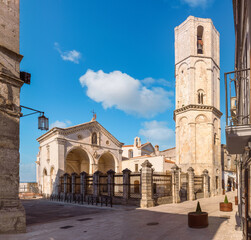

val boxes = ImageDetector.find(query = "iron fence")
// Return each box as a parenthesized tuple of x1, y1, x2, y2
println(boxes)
(86, 175, 93, 195)
(114, 173, 123, 197)
(153, 173, 172, 198)
(129, 173, 141, 199)
(99, 174, 108, 196)
(194, 175, 204, 199)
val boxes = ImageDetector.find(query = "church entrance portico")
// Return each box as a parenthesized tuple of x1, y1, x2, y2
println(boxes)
(97, 152, 116, 173)
(65, 147, 92, 175)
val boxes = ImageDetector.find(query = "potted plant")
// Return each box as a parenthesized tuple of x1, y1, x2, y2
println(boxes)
(188, 201, 208, 228)
(219, 195, 233, 212)
(235, 196, 238, 205)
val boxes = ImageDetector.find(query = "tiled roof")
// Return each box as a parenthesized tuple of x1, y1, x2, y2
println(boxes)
(165, 158, 175, 164)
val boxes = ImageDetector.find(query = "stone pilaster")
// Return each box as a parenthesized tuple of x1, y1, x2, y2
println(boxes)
(140, 160, 154, 208)
(172, 164, 181, 203)
(107, 169, 115, 197)
(0, 0, 26, 233)
(203, 169, 209, 198)
(122, 168, 131, 202)
(93, 171, 101, 197)
(187, 167, 195, 201)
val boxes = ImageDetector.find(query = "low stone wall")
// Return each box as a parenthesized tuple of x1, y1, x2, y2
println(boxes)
(154, 196, 173, 205)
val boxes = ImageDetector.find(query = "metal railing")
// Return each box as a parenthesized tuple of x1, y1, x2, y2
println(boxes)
(225, 68, 250, 126)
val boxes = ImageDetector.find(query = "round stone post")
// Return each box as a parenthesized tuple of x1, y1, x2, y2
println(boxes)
(203, 169, 209, 198)
(93, 171, 101, 197)
(172, 164, 181, 203)
(187, 167, 195, 201)
(140, 160, 155, 208)
(122, 168, 131, 202)
(107, 169, 115, 197)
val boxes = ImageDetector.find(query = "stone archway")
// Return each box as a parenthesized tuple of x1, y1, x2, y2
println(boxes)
(98, 152, 115, 173)
(65, 147, 91, 174)
(50, 167, 55, 194)
(43, 168, 48, 194)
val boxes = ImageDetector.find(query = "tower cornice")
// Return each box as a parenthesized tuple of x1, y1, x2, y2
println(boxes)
(175, 55, 220, 70)
(173, 104, 223, 121)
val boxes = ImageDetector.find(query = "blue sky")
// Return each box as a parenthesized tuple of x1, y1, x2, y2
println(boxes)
(19, 0, 235, 182)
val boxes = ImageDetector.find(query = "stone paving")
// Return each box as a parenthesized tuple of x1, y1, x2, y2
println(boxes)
(1, 191, 242, 240)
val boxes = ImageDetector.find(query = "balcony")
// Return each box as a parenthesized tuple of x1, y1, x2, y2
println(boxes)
(225, 68, 251, 154)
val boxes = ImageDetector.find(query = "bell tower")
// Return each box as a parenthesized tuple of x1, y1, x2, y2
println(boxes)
(174, 16, 222, 195)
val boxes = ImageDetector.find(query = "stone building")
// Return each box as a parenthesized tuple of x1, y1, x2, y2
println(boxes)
(0, 0, 26, 233)
(122, 137, 175, 172)
(224, 0, 251, 237)
(174, 16, 222, 195)
(36, 119, 123, 195)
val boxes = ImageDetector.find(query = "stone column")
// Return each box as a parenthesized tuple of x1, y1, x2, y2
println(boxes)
(80, 171, 87, 197)
(187, 167, 195, 201)
(203, 169, 209, 198)
(107, 169, 115, 197)
(172, 164, 181, 203)
(140, 160, 154, 208)
(93, 171, 101, 197)
(122, 168, 131, 202)
(0, 0, 26, 233)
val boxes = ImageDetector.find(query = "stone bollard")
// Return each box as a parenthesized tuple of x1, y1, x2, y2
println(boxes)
(202, 169, 209, 198)
(140, 160, 155, 208)
(93, 171, 101, 197)
(80, 171, 87, 200)
(187, 167, 195, 201)
(107, 169, 115, 197)
(122, 168, 131, 203)
(172, 164, 181, 203)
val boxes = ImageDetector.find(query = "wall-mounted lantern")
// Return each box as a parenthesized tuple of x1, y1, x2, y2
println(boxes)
(20, 105, 49, 131)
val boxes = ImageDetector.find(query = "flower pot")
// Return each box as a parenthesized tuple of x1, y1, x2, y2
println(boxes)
(219, 202, 233, 212)
(188, 212, 208, 228)
(235, 196, 238, 205)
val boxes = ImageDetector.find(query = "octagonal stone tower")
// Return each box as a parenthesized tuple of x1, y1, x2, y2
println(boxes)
(174, 16, 222, 196)
(0, 0, 26, 233)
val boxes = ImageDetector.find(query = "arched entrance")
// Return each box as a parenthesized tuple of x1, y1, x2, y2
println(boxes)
(98, 152, 115, 173)
(50, 167, 55, 194)
(65, 147, 91, 174)
(43, 168, 48, 194)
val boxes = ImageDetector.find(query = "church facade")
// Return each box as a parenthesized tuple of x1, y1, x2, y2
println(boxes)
(36, 120, 123, 195)
(174, 16, 222, 195)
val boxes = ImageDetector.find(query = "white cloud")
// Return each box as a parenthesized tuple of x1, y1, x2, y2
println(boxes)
(20, 162, 36, 182)
(139, 120, 175, 149)
(79, 69, 173, 118)
(50, 120, 72, 129)
(142, 77, 171, 87)
(183, 0, 209, 7)
(54, 42, 81, 64)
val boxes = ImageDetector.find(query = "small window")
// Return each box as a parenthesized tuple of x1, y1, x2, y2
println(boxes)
(135, 164, 138, 172)
(197, 26, 204, 54)
(197, 91, 204, 104)
(128, 149, 133, 158)
(92, 132, 97, 145)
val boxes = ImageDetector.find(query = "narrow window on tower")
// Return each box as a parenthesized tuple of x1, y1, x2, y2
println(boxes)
(197, 90, 204, 104)
(197, 26, 204, 54)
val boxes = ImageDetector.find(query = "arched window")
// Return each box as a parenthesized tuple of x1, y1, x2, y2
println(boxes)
(197, 26, 204, 54)
(128, 149, 133, 158)
(92, 132, 97, 145)
(197, 90, 204, 104)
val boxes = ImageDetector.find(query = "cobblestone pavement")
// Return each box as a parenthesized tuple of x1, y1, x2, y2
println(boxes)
(1, 191, 242, 240)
